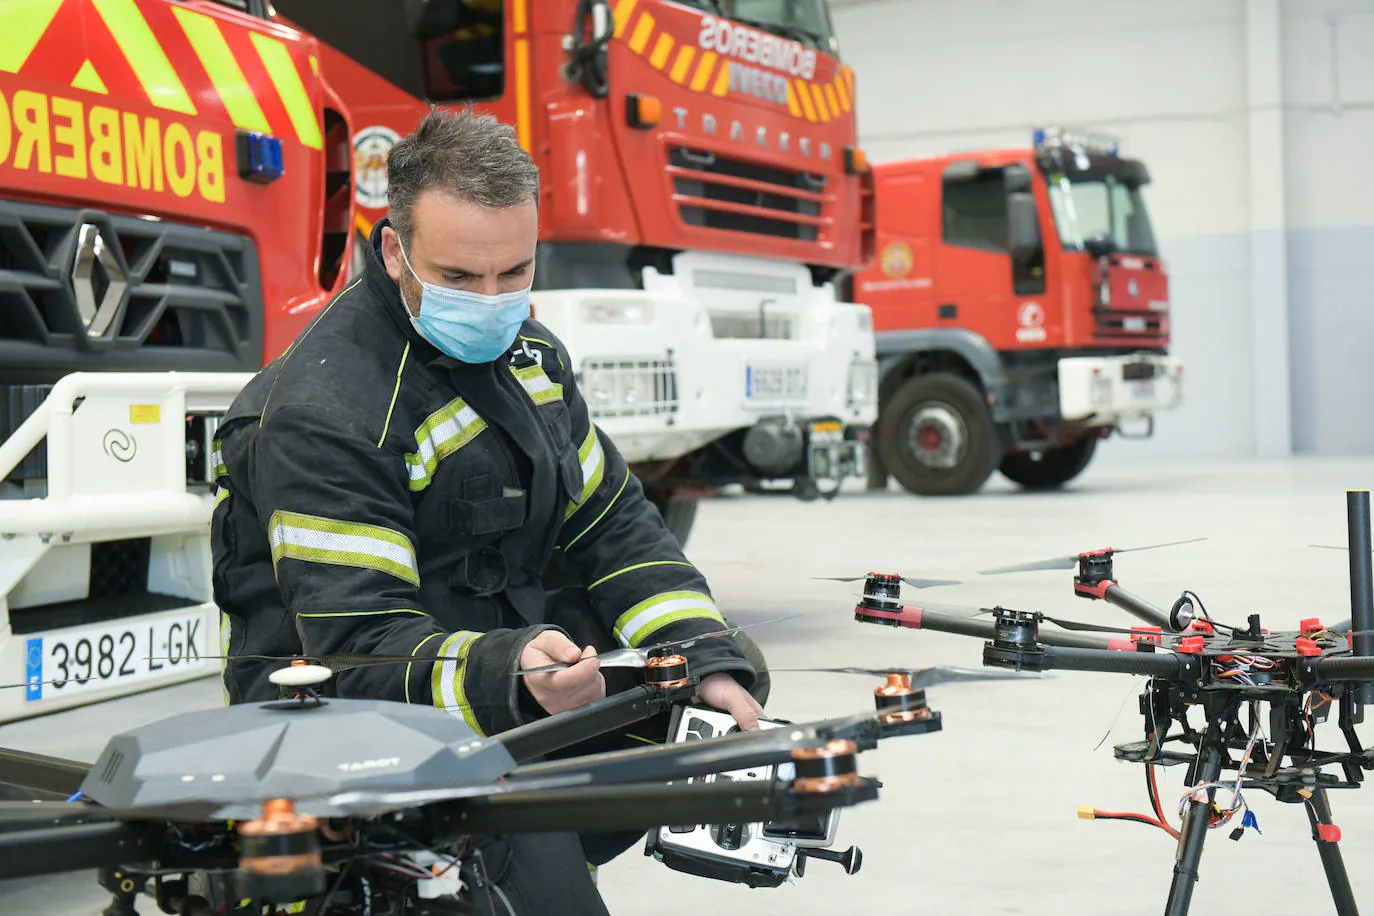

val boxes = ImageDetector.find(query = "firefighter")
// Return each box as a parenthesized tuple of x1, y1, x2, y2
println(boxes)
(210, 109, 768, 913)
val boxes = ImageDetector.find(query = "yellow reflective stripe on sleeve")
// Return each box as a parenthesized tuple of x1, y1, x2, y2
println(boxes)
(210, 439, 226, 478)
(248, 31, 322, 150)
(213, 486, 230, 509)
(269, 510, 419, 586)
(219, 611, 231, 705)
(588, 560, 693, 591)
(511, 364, 563, 406)
(613, 591, 724, 648)
(565, 425, 605, 518)
(563, 468, 628, 550)
(0, 0, 63, 74)
(431, 631, 486, 735)
(172, 6, 271, 133)
(377, 341, 411, 448)
(92, 0, 197, 115)
(405, 631, 444, 705)
(405, 397, 488, 491)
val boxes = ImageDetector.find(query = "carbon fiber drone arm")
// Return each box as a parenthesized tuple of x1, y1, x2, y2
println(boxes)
(431, 778, 876, 837)
(1313, 655, 1374, 682)
(504, 711, 887, 788)
(1034, 645, 1187, 678)
(496, 681, 699, 763)
(865, 604, 1118, 650)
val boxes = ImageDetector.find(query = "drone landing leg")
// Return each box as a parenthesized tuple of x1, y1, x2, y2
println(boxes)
(1306, 789, 1359, 916)
(1162, 736, 1224, 916)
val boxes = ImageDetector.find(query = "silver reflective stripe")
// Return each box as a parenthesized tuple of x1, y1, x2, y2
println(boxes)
(268, 510, 419, 586)
(210, 441, 226, 478)
(613, 591, 724, 648)
(567, 425, 606, 517)
(511, 364, 563, 406)
(432, 631, 484, 734)
(406, 398, 488, 491)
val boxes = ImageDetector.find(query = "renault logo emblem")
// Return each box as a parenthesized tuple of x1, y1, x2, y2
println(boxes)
(71, 223, 127, 338)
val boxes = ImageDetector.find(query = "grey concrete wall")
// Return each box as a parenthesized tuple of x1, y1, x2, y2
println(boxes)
(831, 0, 1374, 457)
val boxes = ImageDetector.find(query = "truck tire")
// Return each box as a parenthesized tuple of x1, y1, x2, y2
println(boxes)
(999, 435, 1098, 490)
(645, 485, 698, 548)
(877, 373, 1000, 497)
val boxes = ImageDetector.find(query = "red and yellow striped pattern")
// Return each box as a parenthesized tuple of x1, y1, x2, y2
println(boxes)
(611, 0, 854, 123)
(1, 0, 321, 149)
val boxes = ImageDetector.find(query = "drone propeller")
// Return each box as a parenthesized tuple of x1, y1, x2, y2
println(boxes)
(965, 607, 1149, 636)
(772, 665, 1031, 688)
(978, 537, 1207, 576)
(1312, 544, 1374, 553)
(813, 575, 961, 590)
(515, 615, 800, 676)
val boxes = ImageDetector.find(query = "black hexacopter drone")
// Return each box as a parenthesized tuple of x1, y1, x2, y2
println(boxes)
(847, 490, 1374, 916)
(0, 614, 999, 916)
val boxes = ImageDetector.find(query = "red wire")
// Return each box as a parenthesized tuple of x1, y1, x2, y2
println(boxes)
(1146, 763, 1182, 840)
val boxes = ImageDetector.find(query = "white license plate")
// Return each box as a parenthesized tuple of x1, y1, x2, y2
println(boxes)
(1122, 316, 1148, 332)
(1127, 379, 1157, 401)
(746, 365, 808, 401)
(24, 610, 213, 703)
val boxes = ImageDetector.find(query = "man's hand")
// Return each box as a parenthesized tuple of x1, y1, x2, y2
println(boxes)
(697, 672, 764, 730)
(520, 630, 606, 716)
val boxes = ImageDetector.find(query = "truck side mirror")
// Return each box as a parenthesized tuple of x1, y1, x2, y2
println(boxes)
(1083, 232, 1117, 259)
(1006, 191, 1040, 262)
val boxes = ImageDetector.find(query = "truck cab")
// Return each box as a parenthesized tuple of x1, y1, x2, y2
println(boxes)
(856, 128, 1184, 495)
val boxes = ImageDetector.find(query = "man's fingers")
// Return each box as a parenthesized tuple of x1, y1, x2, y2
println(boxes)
(728, 697, 762, 730)
(546, 656, 601, 691)
(530, 630, 584, 664)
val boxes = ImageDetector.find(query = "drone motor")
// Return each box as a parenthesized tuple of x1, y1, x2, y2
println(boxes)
(235, 799, 327, 903)
(873, 673, 931, 725)
(983, 609, 1048, 672)
(644, 653, 691, 689)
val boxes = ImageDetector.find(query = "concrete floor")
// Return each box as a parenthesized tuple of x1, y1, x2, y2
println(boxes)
(4, 456, 1374, 915)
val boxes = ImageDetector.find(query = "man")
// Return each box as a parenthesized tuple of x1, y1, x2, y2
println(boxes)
(210, 109, 766, 912)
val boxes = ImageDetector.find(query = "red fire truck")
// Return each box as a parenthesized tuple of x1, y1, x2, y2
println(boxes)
(855, 128, 1184, 496)
(0, 0, 874, 718)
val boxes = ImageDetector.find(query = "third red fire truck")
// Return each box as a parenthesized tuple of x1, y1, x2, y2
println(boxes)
(855, 128, 1184, 496)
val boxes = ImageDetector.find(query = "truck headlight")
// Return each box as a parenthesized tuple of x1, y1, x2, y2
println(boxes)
(580, 299, 655, 325)
(847, 360, 878, 408)
(580, 358, 679, 418)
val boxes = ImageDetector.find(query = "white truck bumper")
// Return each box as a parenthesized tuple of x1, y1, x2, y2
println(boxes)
(530, 253, 878, 468)
(0, 372, 244, 721)
(1058, 353, 1184, 425)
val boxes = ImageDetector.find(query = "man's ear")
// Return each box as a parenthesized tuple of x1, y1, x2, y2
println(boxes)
(380, 226, 404, 283)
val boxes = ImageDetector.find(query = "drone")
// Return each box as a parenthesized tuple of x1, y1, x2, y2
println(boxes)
(841, 491, 1374, 916)
(0, 618, 1015, 916)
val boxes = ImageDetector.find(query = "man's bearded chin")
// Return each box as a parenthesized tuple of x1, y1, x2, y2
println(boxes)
(398, 271, 424, 318)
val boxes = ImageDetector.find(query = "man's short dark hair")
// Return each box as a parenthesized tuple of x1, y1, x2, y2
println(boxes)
(387, 108, 540, 246)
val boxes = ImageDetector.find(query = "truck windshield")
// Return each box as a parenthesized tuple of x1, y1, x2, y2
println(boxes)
(676, 0, 840, 56)
(1045, 173, 1158, 257)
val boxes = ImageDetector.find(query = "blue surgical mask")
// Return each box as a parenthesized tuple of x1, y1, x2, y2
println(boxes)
(397, 242, 532, 364)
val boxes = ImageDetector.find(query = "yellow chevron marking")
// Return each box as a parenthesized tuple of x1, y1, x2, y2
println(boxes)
(173, 6, 271, 134)
(612, 0, 638, 38)
(70, 59, 108, 94)
(669, 45, 696, 83)
(93, 0, 197, 114)
(0, 0, 64, 74)
(248, 31, 322, 149)
(689, 51, 718, 92)
(649, 32, 674, 69)
(627, 12, 655, 54)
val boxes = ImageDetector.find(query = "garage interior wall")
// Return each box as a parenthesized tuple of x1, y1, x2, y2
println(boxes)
(831, 0, 1374, 458)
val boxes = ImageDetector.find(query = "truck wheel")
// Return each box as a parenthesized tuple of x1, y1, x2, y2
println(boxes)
(877, 374, 1000, 497)
(999, 435, 1098, 490)
(645, 485, 698, 548)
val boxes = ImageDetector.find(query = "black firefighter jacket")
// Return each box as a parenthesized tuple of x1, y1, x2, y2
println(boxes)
(210, 221, 754, 735)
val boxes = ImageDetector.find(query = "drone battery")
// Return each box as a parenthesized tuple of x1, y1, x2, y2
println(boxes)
(645, 706, 840, 888)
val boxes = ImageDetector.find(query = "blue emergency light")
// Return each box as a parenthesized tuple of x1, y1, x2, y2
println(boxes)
(235, 130, 284, 184)
(1033, 125, 1119, 157)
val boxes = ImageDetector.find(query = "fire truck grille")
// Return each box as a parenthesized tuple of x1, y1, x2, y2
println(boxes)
(580, 357, 679, 421)
(669, 147, 826, 243)
(0, 201, 263, 385)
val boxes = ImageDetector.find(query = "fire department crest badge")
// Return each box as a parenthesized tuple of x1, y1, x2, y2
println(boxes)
(353, 126, 402, 209)
(880, 240, 913, 279)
